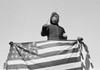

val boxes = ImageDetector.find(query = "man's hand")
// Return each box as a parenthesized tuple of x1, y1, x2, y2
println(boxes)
(63, 33, 67, 37)
(43, 23, 50, 27)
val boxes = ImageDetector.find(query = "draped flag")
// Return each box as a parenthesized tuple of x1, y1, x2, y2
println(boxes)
(3, 40, 94, 70)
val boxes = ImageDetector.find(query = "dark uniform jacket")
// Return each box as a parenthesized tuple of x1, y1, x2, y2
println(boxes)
(41, 24, 67, 40)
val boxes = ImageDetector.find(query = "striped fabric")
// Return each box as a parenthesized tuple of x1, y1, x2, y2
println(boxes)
(3, 40, 93, 70)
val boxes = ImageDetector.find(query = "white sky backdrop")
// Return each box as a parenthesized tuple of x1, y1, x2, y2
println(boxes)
(0, 0, 100, 70)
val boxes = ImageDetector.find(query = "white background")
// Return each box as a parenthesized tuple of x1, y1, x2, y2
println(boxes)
(0, 0, 100, 70)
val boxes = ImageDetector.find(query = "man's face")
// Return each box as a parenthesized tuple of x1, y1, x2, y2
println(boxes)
(51, 15, 59, 24)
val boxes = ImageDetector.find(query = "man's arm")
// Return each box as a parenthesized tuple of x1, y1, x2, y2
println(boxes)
(62, 28, 67, 40)
(41, 24, 49, 36)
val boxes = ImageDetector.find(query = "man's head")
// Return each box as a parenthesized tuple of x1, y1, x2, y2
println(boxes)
(50, 12, 59, 25)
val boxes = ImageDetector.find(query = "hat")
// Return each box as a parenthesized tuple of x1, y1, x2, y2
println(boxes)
(51, 12, 59, 17)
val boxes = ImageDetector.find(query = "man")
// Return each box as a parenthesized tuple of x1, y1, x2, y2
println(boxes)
(41, 12, 67, 40)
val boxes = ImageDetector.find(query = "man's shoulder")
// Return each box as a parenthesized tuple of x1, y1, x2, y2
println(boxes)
(47, 24, 54, 27)
(45, 24, 64, 29)
(42, 24, 49, 27)
(48, 25, 64, 29)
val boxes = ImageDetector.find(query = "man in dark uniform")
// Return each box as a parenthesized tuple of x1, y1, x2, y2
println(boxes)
(41, 12, 67, 40)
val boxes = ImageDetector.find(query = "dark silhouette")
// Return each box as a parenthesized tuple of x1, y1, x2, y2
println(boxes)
(41, 12, 67, 40)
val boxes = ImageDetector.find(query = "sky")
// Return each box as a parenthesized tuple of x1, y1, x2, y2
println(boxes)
(0, 0, 100, 70)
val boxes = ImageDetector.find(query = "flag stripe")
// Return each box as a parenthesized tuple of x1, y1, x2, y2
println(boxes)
(35, 62, 81, 70)
(36, 41, 76, 47)
(66, 67, 82, 70)
(29, 57, 80, 69)
(6, 69, 30, 70)
(6, 57, 80, 69)
(36, 47, 79, 59)
(7, 47, 79, 61)
(8, 52, 80, 65)
(37, 42, 76, 49)
(37, 44, 77, 54)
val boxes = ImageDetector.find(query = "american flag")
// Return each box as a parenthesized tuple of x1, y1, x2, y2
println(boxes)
(4, 40, 94, 70)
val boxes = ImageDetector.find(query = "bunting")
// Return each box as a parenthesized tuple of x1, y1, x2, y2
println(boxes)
(3, 40, 94, 70)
